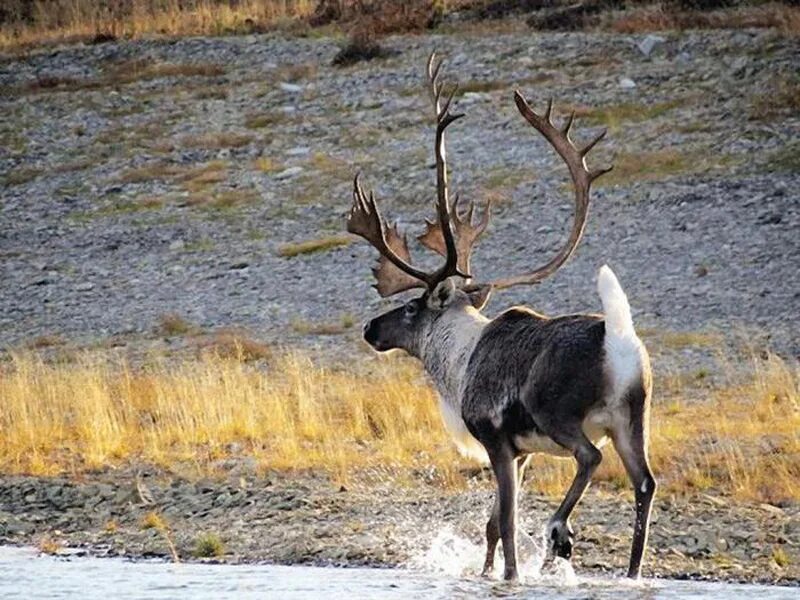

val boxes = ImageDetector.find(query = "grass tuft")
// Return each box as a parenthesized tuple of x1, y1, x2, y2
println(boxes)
(180, 132, 254, 150)
(278, 235, 351, 257)
(193, 532, 225, 558)
(596, 148, 741, 188)
(244, 113, 287, 130)
(750, 76, 800, 121)
(37, 537, 61, 555)
(763, 140, 800, 174)
(608, 3, 800, 36)
(199, 330, 272, 362)
(2, 167, 42, 187)
(578, 99, 684, 130)
(117, 163, 184, 184)
(773, 546, 791, 568)
(104, 519, 120, 534)
(142, 511, 167, 530)
(253, 157, 284, 174)
(27, 335, 65, 349)
(158, 313, 196, 336)
(141, 510, 180, 561)
(291, 314, 356, 336)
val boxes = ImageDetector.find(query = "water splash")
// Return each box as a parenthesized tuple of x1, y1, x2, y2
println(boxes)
(411, 523, 578, 587)
(411, 527, 485, 577)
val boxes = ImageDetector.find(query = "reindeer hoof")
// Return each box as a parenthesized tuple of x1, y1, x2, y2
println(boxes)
(548, 521, 574, 559)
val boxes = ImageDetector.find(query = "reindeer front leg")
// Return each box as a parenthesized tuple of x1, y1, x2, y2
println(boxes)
(486, 442, 520, 581)
(483, 455, 530, 576)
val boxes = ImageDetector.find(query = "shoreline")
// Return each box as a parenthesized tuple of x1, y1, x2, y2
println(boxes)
(1, 469, 797, 586)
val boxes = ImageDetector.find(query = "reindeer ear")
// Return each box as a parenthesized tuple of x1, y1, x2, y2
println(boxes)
(466, 284, 492, 311)
(427, 278, 457, 310)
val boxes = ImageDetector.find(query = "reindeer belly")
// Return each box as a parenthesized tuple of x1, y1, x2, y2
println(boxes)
(513, 411, 611, 458)
(513, 431, 572, 457)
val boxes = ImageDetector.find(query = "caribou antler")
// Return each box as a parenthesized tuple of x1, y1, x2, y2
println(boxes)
(418, 194, 491, 277)
(347, 175, 429, 296)
(483, 92, 612, 290)
(348, 57, 612, 298)
(346, 52, 467, 297)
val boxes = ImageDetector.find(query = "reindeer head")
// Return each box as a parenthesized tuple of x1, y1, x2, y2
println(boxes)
(349, 53, 612, 354)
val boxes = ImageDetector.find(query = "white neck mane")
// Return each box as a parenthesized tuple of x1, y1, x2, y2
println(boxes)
(418, 304, 490, 462)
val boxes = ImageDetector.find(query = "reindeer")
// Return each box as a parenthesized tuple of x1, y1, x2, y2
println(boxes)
(346, 53, 655, 581)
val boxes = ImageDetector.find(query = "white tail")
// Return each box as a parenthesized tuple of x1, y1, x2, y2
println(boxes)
(597, 264, 634, 337)
(598, 265, 642, 397)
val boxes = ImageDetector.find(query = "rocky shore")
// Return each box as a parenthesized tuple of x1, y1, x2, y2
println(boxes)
(0, 468, 798, 585)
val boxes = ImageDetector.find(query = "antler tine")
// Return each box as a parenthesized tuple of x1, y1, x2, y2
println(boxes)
(416, 52, 492, 280)
(464, 197, 475, 223)
(580, 128, 606, 157)
(425, 51, 469, 283)
(487, 91, 612, 290)
(418, 192, 492, 277)
(543, 98, 553, 124)
(562, 111, 575, 138)
(347, 174, 431, 296)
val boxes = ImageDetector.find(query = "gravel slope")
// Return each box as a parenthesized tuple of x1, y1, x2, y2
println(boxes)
(1, 28, 798, 359)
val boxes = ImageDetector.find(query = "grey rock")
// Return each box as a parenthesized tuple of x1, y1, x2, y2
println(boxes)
(636, 35, 666, 58)
(279, 82, 303, 93)
(275, 167, 303, 180)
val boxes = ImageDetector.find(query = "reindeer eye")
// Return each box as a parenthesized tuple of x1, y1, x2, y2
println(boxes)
(404, 302, 418, 317)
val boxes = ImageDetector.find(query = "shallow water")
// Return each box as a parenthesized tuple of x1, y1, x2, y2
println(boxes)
(1, 546, 796, 600)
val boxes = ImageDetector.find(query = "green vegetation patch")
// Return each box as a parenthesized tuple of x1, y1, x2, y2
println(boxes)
(2, 167, 42, 186)
(597, 149, 741, 188)
(579, 99, 684, 129)
(763, 140, 800, 174)
(244, 112, 288, 130)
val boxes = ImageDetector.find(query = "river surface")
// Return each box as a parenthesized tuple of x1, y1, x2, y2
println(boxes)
(0, 546, 797, 600)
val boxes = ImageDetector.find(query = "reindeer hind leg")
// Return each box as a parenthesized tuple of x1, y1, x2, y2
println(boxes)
(612, 383, 656, 579)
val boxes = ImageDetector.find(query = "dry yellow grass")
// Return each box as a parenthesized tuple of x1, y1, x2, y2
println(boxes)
(608, 3, 800, 37)
(141, 510, 180, 561)
(0, 350, 797, 504)
(36, 536, 62, 555)
(0, 1, 316, 52)
(278, 235, 352, 257)
(179, 132, 254, 150)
